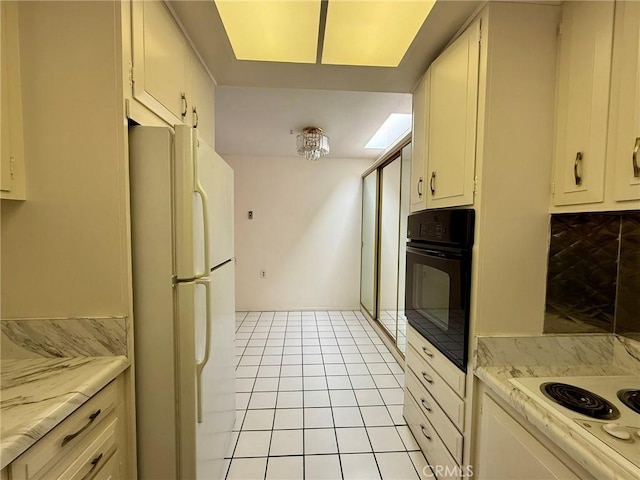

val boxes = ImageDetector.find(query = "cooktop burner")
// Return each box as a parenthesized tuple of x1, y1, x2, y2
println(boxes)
(541, 382, 620, 420)
(618, 389, 640, 415)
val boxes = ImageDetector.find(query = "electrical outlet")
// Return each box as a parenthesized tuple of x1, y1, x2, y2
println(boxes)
(248, 211, 253, 219)
(260, 270, 266, 278)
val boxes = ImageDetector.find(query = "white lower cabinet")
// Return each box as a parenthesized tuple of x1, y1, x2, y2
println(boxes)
(404, 326, 467, 480)
(7, 376, 127, 480)
(475, 391, 591, 480)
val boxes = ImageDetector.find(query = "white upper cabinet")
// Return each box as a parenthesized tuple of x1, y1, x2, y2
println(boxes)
(188, 52, 216, 149)
(1, 1, 26, 200)
(610, 0, 640, 202)
(130, 1, 216, 147)
(552, 1, 615, 206)
(132, 0, 190, 125)
(426, 20, 480, 209)
(410, 69, 429, 213)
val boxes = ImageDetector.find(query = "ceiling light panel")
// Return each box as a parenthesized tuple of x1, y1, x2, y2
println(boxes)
(214, 0, 321, 64)
(322, 0, 436, 67)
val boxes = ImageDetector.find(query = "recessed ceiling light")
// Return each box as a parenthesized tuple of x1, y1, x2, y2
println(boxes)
(365, 113, 412, 149)
(322, 0, 436, 67)
(214, 0, 320, 63)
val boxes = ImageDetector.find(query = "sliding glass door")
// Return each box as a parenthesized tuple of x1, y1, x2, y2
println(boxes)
(359, 141, 411, 355)
(360, 170, 377, 318)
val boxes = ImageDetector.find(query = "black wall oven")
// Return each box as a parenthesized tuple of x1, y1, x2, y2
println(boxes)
(405, 209, 474, 372)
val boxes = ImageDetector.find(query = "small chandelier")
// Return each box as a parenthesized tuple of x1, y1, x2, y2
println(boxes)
(296, 127, 329, 161)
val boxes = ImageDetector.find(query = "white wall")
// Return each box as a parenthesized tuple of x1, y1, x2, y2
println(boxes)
(1, 2, 130, 319)
(224, 155, 372, 311)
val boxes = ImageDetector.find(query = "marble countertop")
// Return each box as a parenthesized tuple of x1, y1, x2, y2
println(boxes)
(0, 356, 129, 469)
(474, 335, 640, 480)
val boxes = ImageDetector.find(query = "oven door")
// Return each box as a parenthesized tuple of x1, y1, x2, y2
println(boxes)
(405, 245, 471, 372)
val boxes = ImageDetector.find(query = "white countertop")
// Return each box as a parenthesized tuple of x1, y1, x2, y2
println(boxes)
(474, 334, 640, 480)
(0, 356, 129, 469)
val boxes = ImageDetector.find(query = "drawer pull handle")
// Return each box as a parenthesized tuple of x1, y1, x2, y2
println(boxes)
(80, 453, 103, 480)
(633, 137, 640, 178)
(421, 371, 434, 384)
(420, 424, 432, 441)
(420, 397, 432, 412)
(574, 151, 583, 186)
(61, 409, 101, 446)
(181, 92, 188, 119)
(421, 346, 433, 358)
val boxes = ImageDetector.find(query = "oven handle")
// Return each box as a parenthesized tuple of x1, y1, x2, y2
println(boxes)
(406, 246, 464, 260)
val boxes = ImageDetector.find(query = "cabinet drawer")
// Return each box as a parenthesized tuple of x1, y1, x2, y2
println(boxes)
(10, 381, 117, 480)
(56, 417, 118, 480)
(407, 327, 466, 397)
(404, 391, 460, 480)
(406, 369, 464, 462)
(91, 449, 120, 480)
(406, 347, 465, 430)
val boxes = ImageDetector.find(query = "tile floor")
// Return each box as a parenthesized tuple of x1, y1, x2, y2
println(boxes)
(378, 311, 408, 354)
(225, 310, 430, 480)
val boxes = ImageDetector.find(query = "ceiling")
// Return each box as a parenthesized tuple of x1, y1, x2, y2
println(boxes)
(168, 0, 483, 159)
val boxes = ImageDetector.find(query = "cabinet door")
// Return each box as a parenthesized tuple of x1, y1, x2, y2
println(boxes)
(610, 0, 640, 202)
(426, 20, 480, 209)
(552, 1, 614, 206)
(131, 1, 189, 124)
(188, 53, 216, 149)
(1, 1, 25, 200)
(477, 393, 580, 480)
(410, 70, 429, 213)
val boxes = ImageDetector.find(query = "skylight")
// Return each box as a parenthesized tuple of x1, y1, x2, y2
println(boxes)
(365, 114, 412, 149)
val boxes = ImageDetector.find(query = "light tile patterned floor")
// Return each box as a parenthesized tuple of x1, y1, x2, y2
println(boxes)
(225, 311, 429, 480)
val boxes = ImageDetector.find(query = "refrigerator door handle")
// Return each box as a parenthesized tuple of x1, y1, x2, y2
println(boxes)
(195, 277, 212, 423)
(194, 166, 211, 278)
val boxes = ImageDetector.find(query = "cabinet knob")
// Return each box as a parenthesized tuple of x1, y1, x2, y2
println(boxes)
(574, 151, 583, 186)
(420, 424, 432, 441)
(633, 137, 640, 178)
(417, 177, 423, 198)
(430, 171, 436, 195)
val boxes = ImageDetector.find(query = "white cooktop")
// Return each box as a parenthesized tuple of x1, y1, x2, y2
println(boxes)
(510, 375, 640, 468)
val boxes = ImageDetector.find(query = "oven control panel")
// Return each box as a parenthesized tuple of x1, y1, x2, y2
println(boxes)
(407, 209, 475, 246)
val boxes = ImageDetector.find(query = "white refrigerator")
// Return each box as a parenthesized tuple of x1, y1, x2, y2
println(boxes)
(129, 125, 236, 479)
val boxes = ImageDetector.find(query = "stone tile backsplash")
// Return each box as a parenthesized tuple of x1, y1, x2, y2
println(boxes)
(544, 211, 640, 339)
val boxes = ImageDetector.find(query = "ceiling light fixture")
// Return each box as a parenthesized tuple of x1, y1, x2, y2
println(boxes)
(296, 127, 330, 161)
(213, 0, 320, 63)
(322, 0, 437, 67)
